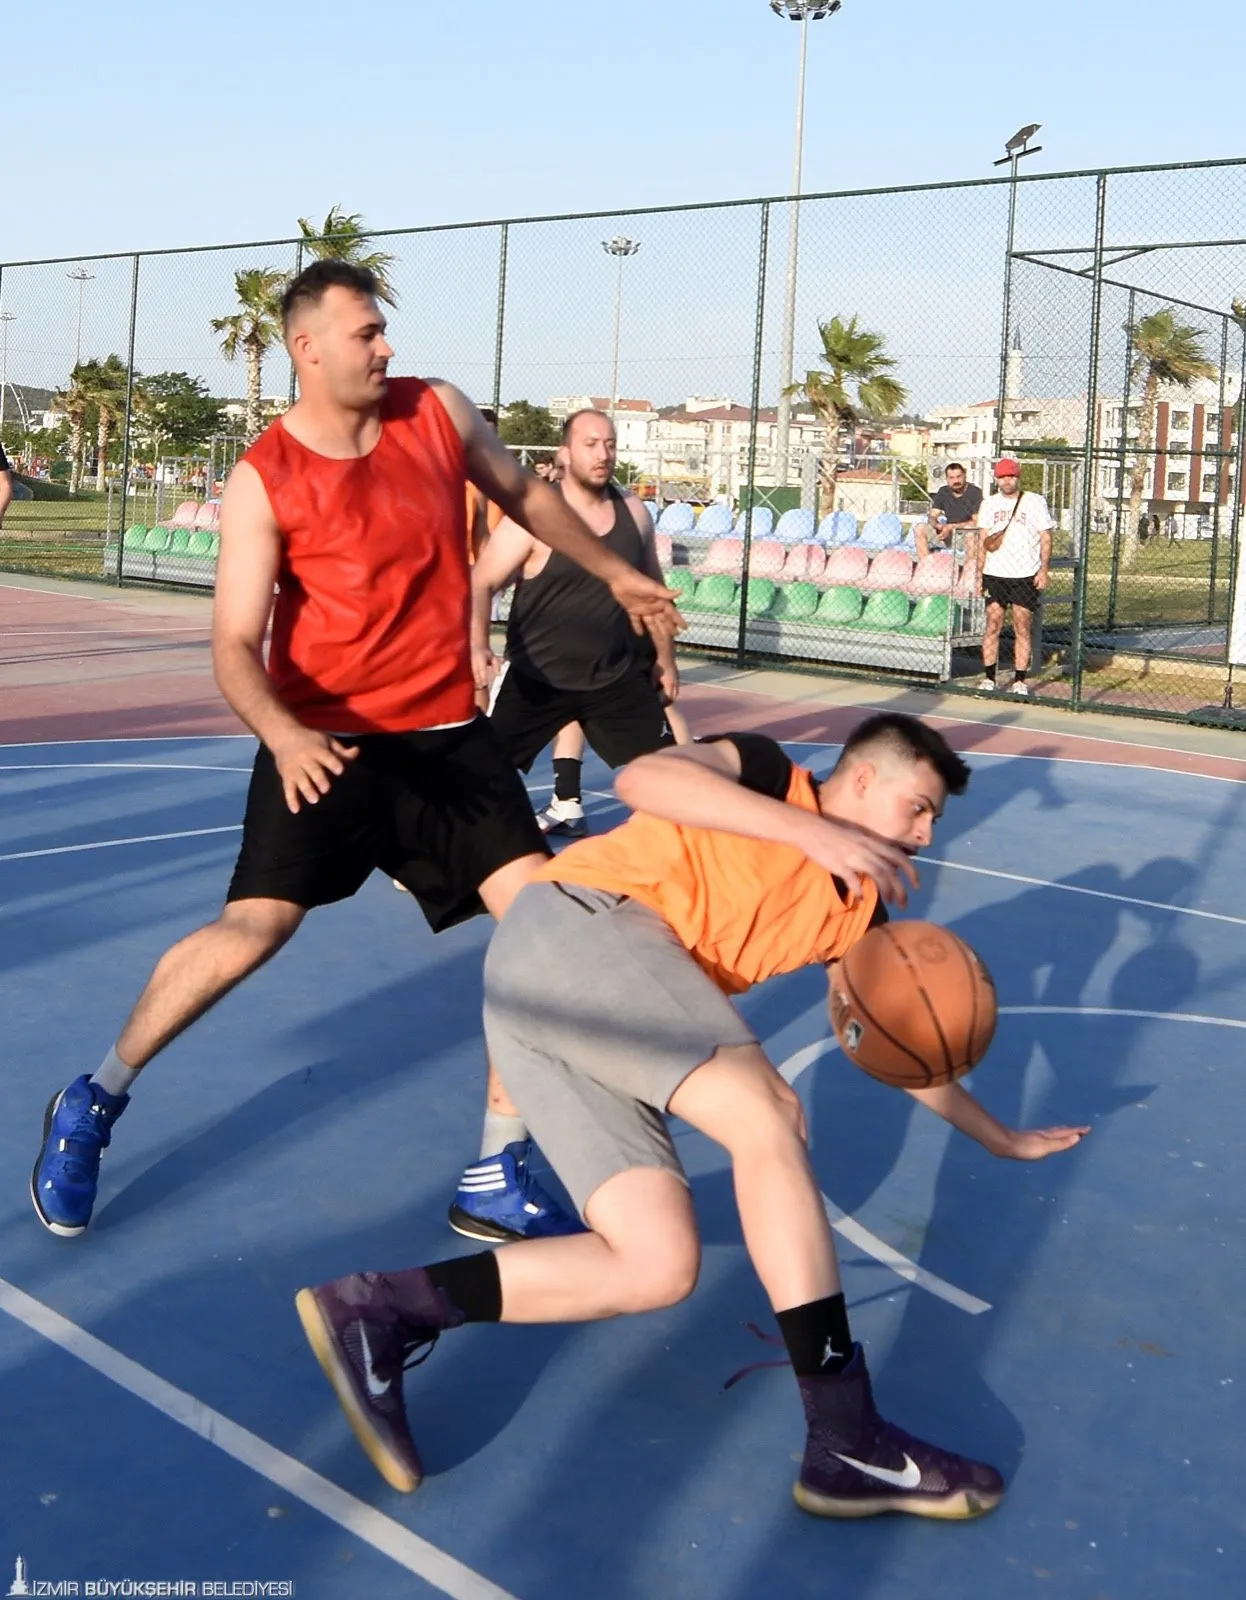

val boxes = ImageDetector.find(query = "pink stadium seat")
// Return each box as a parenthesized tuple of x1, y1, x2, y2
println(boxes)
(908, 551, 956, 596)
(952, 561, 980, 602)
(781, 542, 827, 582)
(654, 532, 673, 568)
(823, 545, 870, 588)
(701, 537, 744, 576)
(169, 500, 200, 529)
(861, 549, 915, 593)
(193, 502, 221, 531)
(747, 539, 786, 579)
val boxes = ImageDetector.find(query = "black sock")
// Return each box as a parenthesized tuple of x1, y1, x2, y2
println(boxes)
(983, 662, 997, 682)
(776, 1292, 853, 1376)
(1014, 667, 1028, 682)
(553, 757, 582, 803)
(417, 1254, 503, 1323)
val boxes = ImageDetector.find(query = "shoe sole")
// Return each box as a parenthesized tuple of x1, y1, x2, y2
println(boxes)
(793, 1480, 1003, 1520)
(294, 1289, 421, 1495)
(447, 1203, 525, 1244)
(30, 1090, 87, 1239)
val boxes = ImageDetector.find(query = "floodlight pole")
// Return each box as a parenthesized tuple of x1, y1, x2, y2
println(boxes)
(67, 265, 95, 369)
(603, 236, 640, 420)
(771, 1, 841, 489)
(993, 130, 1042, 458)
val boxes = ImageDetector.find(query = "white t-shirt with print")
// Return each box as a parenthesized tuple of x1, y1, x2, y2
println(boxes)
(978, 490, 1053, 578)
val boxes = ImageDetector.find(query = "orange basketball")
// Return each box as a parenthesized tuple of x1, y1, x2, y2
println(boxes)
(828, 921, 997, 1089)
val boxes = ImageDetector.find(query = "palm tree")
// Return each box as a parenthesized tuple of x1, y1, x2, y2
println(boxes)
(785, 315, 907, 514)
(212, 268, 286, 444)
(1124, 308, 1217, 567)
(88, 353, 130, 489)
(296, 206, 398, 304)
(52, 361, 96, 494)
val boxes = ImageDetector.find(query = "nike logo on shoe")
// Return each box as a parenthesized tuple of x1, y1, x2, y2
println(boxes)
(831, 1450, 922, 1489)
(358, 1324, 391, 1398)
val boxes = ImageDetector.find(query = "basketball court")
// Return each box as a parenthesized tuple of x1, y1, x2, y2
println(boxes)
(1, 575, 1242, 1599)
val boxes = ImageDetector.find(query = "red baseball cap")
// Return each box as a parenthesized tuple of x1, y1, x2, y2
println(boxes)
(994, 457, 1020, 476)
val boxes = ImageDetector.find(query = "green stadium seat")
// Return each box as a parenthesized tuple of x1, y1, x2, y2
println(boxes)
(167, 528, 192, 555)
(772, 581, 819, 621)
(855, 589, 911, 629)
(122, 524, 149, 550)
(144, 526, 172, 552)
(690, 574, 737, 613)
(744, 578, 777, 616)
(906, 594, 951, 635)
(815, 585, 863, 624)
(209, 532, 221, 557)
(664, 567, 697, 599)
(186, 530, 214, 557)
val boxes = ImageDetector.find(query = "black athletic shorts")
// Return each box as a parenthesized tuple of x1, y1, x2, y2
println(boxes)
(489, 662, 675, 772)
(226, 716, 549, 930)
(983, 574, 1041, 613)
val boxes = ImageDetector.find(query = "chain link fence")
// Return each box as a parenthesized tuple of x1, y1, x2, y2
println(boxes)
(4, 158, 1246, 725)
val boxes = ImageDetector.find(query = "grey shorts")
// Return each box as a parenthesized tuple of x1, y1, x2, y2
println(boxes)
(483, 881, 758, 1216)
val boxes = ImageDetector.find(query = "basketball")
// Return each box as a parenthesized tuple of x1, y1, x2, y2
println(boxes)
(828, 921, 997, 1089)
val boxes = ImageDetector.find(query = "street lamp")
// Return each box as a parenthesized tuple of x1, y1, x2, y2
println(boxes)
(993, 124, 1042, 453)
(602, 236, 641, 420)
(769, 0, 842, 488)
(0, 312, 14, 434)
(67, 265, 96, 368)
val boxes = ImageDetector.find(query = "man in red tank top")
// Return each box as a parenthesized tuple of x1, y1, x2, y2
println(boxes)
(31, 260, 682, 1246)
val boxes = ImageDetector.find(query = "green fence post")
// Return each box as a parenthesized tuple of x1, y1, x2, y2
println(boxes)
(736, 202, 771, 668)
(1071, 173, 1108, 709)
(1221, 324, 1246, 695)
(115, 254, 141, 587)
(492, 222, 509, 416)
(1106, 288, 1134, 630)
(1209, 315, 1229, 622)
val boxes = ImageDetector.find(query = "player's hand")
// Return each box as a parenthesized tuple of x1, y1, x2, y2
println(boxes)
(1001, 1125, 1090, 1160)
(270, 727, 359, 814)
(653, 659, 680, 705)
(798, 815, 920, 907)
(1034, 567, 1049, 592)
(472, 642, 500, 693)
(608, 568, 685, 643)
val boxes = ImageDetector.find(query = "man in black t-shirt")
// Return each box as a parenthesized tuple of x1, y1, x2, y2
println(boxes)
(914, 461, 982, 560)
(0, 443, 13, 529)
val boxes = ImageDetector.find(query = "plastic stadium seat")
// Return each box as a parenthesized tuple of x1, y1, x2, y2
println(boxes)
(907, 594, 951, 635)
(209, 532, 221, 557)
(908, 551, 956, 596)
(823, 546, 870, 588)
(167, 528, 192, 555)
(144, 527, 172, 552)
(734, 506, 775, 541)
(168, 500, 199, 529)
(694, 503, 735, 537)
(747, 540, 786, 579)
(858, 512, 905, 550)
(773, 581, 820, 621)
(643, 499, 660, 518)
(952, 561, 978, 602)
(186, 530, 215, 557)
(654, 532, 674, 567)
(657, 502, 696, 535)
(122, 524, 149, 550)
(701, 538, 744, 576)
(817, 510, 858, 545)
(861, 549, 915, 593)
(781, 543, 827, 583)
(691, 574, 738, 613)
(774, 508, 816, 544)
(665, 567, 697, 600)
(744, 578, 777, 616)
(194, 502, 221, 531)
(856, 589, 911, 629)
(815, 585, 864, 624)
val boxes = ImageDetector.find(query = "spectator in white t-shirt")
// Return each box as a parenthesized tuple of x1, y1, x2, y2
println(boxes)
(974, 457, 1053, 698)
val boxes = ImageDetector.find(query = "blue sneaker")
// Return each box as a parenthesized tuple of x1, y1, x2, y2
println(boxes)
(448, 1141, 584, 1242)
(31, 1075, 129, 1237)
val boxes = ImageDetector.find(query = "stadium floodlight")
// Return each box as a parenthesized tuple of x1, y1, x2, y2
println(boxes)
(769, 1, 844, 487)
(994, 125, 1044, 452)
(66, 265, 96, 368)
(602, 237, 641, 420)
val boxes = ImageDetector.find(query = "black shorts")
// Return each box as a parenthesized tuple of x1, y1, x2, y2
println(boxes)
(226, 717, 549, 930)
(983, 574, 1041, 613)
(489, 662, 675, 772)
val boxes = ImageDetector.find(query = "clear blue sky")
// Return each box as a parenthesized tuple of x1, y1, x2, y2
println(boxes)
(4, 0, 1245, 414)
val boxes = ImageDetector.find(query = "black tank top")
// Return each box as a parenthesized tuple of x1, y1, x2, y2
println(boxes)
(506, 485, 645, 691)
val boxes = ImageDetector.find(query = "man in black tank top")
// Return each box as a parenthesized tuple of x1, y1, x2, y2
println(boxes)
(471, 410, 677, 834)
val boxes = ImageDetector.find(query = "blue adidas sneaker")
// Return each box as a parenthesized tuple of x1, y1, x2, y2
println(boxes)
(31, 1075, 129, 1237)
(449, 1141, 584, 1242)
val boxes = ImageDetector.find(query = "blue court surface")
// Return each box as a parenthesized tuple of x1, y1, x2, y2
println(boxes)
(0, 732, 1242, 1600)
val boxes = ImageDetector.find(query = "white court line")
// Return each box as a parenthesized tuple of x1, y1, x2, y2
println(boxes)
(0, 762, 253, 774)
(1000, 1003, 1246, 1030)
(3, 626, 208, 636)
(783, 738, 1246, 788)
(0, 734, 252, 747)
(0, 1276, 517, 1600)
(775, 1038, 991, 1315)
(0, 825, 242, 863)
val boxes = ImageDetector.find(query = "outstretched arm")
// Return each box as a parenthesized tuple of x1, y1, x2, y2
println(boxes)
(469, 516, 535, 699)
(907, 1078, 1089, 1160)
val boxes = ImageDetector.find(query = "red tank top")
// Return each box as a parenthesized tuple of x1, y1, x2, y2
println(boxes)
(242, 378, 476, 733)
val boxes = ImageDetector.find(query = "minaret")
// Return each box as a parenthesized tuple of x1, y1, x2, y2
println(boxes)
(1005, 322, 1023, 405)
(8, 1555, 30, 1597)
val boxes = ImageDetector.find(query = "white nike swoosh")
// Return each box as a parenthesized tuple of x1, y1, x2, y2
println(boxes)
(832, 1449, 922, 1490)
(357, 1324, 391, 1398)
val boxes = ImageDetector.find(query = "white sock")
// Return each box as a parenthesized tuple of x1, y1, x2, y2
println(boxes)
(478, 1108, 527, 1161)
(91, 1045, 140, 1099)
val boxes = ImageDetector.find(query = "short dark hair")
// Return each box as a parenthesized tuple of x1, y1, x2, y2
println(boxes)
(281, 260, 380, 329)
(561, 407, 614, 443)
(836, 712, 970, 796)
(479, 406, 498, 428)
(946, 461, 966, 473)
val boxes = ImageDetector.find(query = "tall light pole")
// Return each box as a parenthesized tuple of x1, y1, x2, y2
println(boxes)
(993, 124, 1042, 458)
(0, 312, 14, 434)
(770, 1, 841, 488)
(602, 236, 640, 420)
(67, 265, 95, 368)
